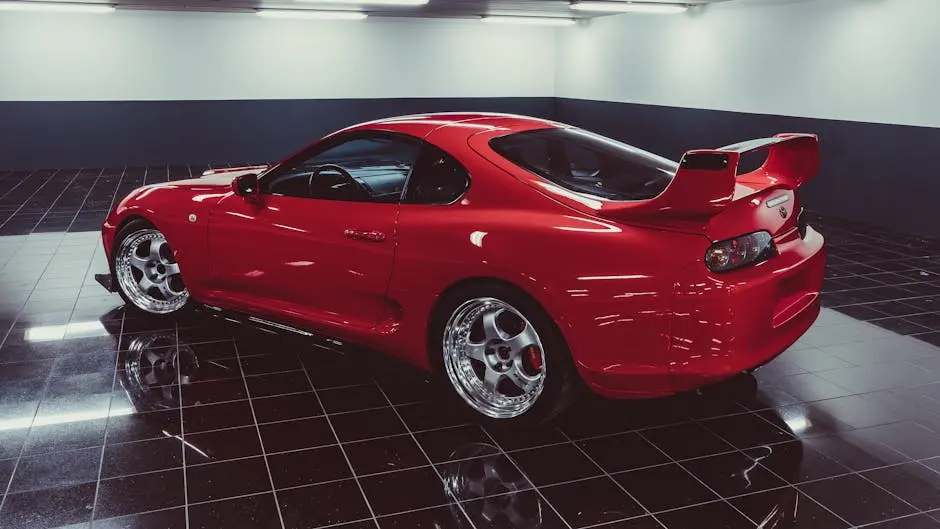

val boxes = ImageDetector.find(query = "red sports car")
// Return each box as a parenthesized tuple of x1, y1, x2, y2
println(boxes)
(98, 112, 825, 423)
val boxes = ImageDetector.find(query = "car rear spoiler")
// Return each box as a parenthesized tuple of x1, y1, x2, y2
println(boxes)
(594, 133, 819, 221)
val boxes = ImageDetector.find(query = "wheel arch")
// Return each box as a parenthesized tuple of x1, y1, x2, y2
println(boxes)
(115, 214, 155, 236)
(425, 275, 571, 372)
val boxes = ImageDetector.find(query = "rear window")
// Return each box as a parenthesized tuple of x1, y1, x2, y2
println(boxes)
(490, 127, 678, 201)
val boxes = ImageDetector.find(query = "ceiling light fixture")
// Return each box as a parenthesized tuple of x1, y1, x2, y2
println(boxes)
(293, 0, 428, 5)
(570, 1, 688, 14)
(256, 9, 368, 19)
(481, 16, 576, 27)
(0, 1, 114, 13)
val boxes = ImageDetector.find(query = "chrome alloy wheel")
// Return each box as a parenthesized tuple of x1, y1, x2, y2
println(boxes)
(442, 298, 547, 419)
(115, 229, 189, 314)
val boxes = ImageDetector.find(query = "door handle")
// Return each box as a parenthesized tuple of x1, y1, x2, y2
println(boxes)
(344, 229, 386, 243)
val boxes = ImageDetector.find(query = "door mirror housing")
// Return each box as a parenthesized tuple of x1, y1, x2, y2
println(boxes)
(232, 173, 259, 198)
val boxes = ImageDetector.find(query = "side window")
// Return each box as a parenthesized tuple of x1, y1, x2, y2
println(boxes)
(263, 135, 420, 203)
(404, 145, 470, 205)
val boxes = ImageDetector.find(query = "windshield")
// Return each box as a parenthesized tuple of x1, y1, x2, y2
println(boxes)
(490, 127, 678, 201)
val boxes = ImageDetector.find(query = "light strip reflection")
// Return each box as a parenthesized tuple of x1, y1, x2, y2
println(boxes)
(0, 405, 135, 431)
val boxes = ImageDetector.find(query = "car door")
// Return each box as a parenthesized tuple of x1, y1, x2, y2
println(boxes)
(205, 131, 421, 330)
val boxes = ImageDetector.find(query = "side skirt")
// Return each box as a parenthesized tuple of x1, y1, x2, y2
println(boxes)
(195, 303, 434, 383)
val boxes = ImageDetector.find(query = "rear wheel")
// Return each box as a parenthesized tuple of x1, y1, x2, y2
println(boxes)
(433, 283, 579, 425)
(112, 220, 190, 315)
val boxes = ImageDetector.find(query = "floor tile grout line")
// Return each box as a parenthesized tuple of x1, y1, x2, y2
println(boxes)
(473, 425, 576, 529)
(0, 169, 60, 231)
(854, 510, 938, 528)
(63, 167, 108, 235)
(68, 166, 124, 234)
(21, 453, 933, 527)
(0, 219, 85, 516)
(88, 308, 127, 527)
(229, 339, 288, 529)
(0, 169, 37, 202)
(702, 411, 911, 527)
(10, 437, 622, 495)
(27, 411, 912, 494)
(85, 490, 451, 529)
(851, 463, 930, 518)
(637, 413, 822, 528)
(94, 404, 473, 449)
(175, 320, 191, 529)
(555, 426, 668, 528)
(294, 354, 381, 529)
(372, 380, 480, 529)
(28, 168, 85, 236)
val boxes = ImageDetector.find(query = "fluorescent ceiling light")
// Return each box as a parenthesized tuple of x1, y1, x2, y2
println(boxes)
(571, 1, 688, 14)
(257, 9, 367, 19)
(481, 16, 576, 26)
(293, 0, 428, 4)
(0, 1, 114, 12)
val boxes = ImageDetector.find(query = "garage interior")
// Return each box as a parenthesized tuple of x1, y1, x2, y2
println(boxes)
(2, 0, 940, 528)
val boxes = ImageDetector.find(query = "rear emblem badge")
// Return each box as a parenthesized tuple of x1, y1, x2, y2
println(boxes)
(778, 206, 788, 219)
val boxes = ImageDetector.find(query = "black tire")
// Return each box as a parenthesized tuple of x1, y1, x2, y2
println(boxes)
(111, 218, 192, 317)
(429, 281, 581, 426)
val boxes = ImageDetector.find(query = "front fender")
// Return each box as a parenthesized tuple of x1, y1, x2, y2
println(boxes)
(102, 184, 230, 298)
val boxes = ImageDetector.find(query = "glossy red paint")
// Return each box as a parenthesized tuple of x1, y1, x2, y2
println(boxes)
(101, 113, 825, 399)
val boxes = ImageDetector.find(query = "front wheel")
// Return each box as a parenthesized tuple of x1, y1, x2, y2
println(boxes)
(112, 221, 190, 315)
(434, 284, 580, 425)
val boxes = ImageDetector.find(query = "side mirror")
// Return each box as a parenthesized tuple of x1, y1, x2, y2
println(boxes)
(232, 173, 259, 198)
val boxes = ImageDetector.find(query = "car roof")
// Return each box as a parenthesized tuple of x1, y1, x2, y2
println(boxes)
(339, 112, 562, 140)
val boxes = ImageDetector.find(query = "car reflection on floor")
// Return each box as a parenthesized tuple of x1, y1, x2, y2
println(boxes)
(104, 309, 806, 529)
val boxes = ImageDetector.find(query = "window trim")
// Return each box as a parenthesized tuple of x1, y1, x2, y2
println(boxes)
(259, 130, 424, 202)
(260, 129, 471, 206)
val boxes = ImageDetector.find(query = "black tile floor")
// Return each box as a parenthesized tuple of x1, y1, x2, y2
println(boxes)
(1, 168, 940, 529)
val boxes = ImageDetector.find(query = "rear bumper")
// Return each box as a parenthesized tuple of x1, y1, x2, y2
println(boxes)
(581, 226, 826, 399)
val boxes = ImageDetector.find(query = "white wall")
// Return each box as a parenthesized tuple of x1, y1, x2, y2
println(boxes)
(0, 10, 556, 101)
(556, 0, 940, 128)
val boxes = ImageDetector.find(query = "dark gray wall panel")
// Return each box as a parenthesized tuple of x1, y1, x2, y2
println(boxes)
(555, 98, 938, 240)
(0, 97, 554, 169)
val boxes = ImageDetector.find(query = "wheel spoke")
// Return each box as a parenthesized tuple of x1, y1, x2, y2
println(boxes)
(164, 262, 180, 275)
(483, 368, 502, 393)
(149, 239, 166, 263)
(504, 324, 539, 355)
(481, 309, 506, 341)
(464, 341, 487, 362)
(129, 254, 149, 272)
(138, 275, 156, 292)
(156, 280, 176, 300)
(143, 349, 164, 365)
(507, 364, 537, 393)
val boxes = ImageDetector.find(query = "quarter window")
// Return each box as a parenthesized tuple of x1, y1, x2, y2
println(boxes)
(490, 128, 678, 201)
(404, 145, 470, 205)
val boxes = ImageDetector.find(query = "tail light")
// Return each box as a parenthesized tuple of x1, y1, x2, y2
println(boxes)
(705, 231, 776, 273)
